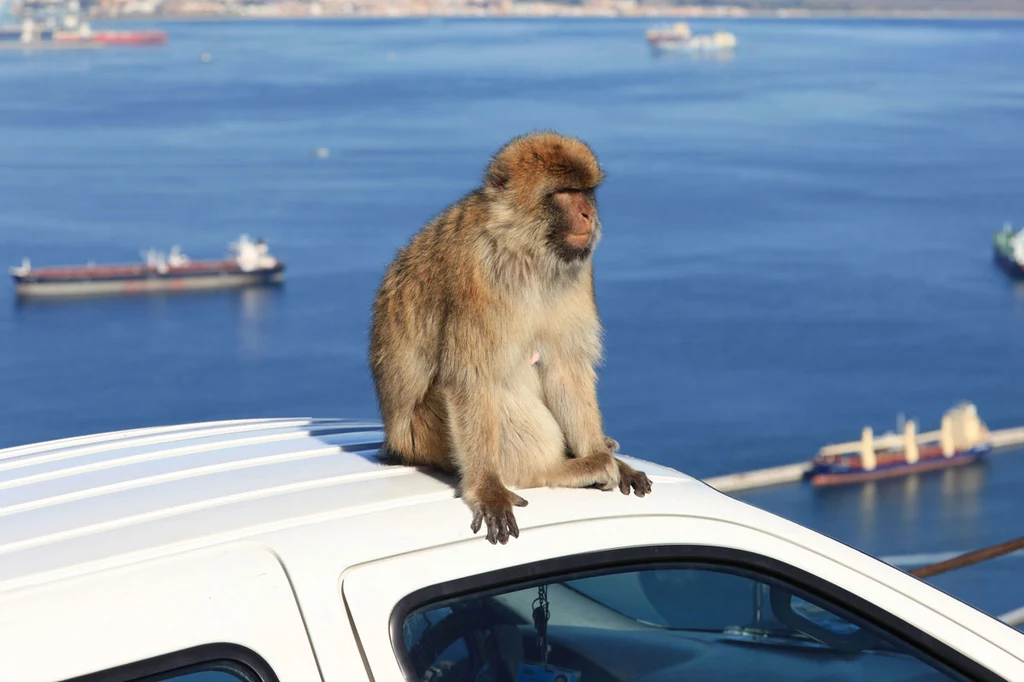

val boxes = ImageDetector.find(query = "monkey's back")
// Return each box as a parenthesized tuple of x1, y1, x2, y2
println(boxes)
(368, 191, 494, 410)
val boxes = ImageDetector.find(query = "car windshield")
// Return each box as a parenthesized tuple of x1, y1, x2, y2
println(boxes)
(400, 562, 967, 682)
(560, 567, 861, 639)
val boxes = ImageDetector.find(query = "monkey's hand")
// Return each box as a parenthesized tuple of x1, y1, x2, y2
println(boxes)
(467, 484, 529, 545)
(615, 458, 652, 497)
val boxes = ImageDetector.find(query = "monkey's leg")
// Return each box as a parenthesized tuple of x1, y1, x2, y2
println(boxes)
(497, 372, 568, 487)
(524, 449, 651, 497)
(444, 385, 528, 545)
(373, 344, 454, 470)
(406, 387, 456, 472)
(499, 372, 650, 497)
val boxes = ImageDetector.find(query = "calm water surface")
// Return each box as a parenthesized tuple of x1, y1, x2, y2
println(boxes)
(2, 17, 1024, 618)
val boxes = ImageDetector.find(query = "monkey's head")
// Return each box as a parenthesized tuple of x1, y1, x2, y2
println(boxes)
(484, 131, 605, 264)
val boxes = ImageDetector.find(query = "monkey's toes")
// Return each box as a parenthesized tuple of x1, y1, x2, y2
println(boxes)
(621, 470, 652, 497)
(603, 436, 620, 453)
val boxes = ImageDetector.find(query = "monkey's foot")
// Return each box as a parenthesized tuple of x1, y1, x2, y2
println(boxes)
(586, 450, 621, 492)
(603, 435, 620, 453)
(616, 458, 652, 497)
(468, 488, 529, 545)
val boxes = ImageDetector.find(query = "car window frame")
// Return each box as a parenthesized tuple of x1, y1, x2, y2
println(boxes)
(58, 643, 281, 682)
(389, 544, 1006, 682)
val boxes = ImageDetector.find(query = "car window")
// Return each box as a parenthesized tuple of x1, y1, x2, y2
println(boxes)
(155, 667, 260, 679)
(399, 562, 970, 682)
(151, 672, 256, 682)
(65, 660, 264, 682)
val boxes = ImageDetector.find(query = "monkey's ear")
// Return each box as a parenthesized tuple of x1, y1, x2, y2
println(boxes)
(485, 163, 509, 191)
(484, 151, 512, 191)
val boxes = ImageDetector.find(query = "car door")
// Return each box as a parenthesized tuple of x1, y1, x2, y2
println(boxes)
(0, 543, 324, 682)
(340, 514, 1024, 682)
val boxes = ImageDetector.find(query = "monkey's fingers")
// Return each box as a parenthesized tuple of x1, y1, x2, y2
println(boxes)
(506, 508, 520, 539)
(470, 508, 484, 534)
(511, 491, 529, 508)
(485, 513, 504, 545)
(484, 507, 521, 545)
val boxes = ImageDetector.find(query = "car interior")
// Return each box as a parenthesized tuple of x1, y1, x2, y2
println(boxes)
(399, 563, 969, 682)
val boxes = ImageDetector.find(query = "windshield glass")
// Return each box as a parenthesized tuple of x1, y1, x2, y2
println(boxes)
(562, 566, 864, 637)
(400, 561, 968, 682)
(563, 567, 764, 631)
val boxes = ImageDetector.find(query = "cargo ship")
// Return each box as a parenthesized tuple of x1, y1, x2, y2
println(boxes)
(90, 29, 167, 45)
(809, 403, 991, 487)
(51, 26, 168, 45)
(11, 235, 284, 299)
(645, 22, 737, 52)
(0, 8, 166, 50)
(993, 222, 1024, 279)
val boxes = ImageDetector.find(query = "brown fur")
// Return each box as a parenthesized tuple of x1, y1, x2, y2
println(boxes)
(368, 131, 651, 545)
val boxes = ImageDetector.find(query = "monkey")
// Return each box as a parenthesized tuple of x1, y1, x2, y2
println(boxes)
(368, 130, 652, 545)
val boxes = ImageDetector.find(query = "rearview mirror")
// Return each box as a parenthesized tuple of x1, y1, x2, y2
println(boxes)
(768, 586, 879, 653)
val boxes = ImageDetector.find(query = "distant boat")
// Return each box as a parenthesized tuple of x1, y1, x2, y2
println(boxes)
(645, 22, 737, 52)
(90, 29, 167, 46)
(993, 222, 1024, 279)
(10, 235, 285, 299)
(51, 21, 167, 46)
(0, 18, 54, 44)
(808, 402, 991, 487)
(0, 13, 166, 49)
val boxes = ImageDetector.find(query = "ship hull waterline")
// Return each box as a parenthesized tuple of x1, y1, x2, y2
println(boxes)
(13, 269, 284, 299)
(809, 445, 990, 487)
(993, 245, 1024, 279)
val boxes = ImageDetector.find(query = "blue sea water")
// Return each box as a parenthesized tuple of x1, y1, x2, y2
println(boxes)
(2, 17, 1024, 618)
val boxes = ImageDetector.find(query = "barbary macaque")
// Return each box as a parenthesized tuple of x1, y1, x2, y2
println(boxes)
(369, 131, 651, 544)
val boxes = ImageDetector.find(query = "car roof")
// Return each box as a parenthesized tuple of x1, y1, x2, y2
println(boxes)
(5, 417, 1024, 666)
(0, 417, 695, 593)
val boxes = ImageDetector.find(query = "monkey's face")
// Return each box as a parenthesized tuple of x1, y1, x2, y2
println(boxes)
(545, 189, 599, 263)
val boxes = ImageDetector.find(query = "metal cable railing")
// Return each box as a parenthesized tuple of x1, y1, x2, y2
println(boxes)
(907, 535, 1024, 629)
(909, 536, 1024, 579)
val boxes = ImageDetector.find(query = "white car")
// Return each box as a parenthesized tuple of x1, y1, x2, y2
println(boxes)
(2, 417, 1023, 682)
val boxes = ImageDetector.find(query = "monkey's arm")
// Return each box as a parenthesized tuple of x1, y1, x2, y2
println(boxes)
(537, 353, 651, 497)
(537, 281, 652, 497)
(441, 318, 528, 545)
(537, 348, 606, 459)
(536, 283, 609, 460)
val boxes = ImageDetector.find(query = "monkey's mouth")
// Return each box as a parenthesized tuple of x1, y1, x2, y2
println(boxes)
(565, 228, 592, 248)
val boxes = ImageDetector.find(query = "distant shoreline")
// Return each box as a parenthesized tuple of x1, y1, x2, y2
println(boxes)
(93, 9, 1024, 23)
